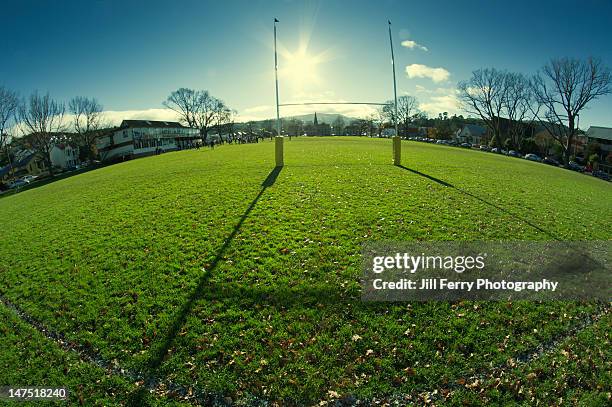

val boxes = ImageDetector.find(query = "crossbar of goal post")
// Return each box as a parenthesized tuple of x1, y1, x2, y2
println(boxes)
(273, 19, 401, 167)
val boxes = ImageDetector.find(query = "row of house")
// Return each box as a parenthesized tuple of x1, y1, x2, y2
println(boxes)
(455, 123, 612, 160)
(1, 120, 200, 182)
(0, 149, 48, 180)
(0, 144, 81, 181)
(3, 119, 611, 182)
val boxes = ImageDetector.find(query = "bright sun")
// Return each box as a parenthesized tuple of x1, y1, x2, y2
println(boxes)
(282, 49, 320, 90)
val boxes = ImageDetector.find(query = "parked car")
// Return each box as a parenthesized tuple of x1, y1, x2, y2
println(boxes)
(479, 145, 491, 152)
(507, 150, 521, 158)
(542, 157, 560, 166)
(8, 179, 28, 189)
(21, 175, 38, 183)
(436, 140, 447, 145)
(491, 147, 502, 153)
(524, 153, 542, 162)
(567, 161, 584, 172)
(592, 170, 610, 181)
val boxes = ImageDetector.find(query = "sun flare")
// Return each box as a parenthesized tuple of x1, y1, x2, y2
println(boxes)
(282, 49, 320, 89)
(277, 41, 335, 92)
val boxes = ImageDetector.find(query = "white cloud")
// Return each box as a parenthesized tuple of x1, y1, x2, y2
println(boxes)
(401, 40, 428, 52)
(12, 103, 378, 136)
(101, 108, 181, 126)
(242, 105, 272, 114)
(289, 90, 336, 101)
(465, 85, 492, 97)
(236, 90, 378, 122)
(414, 85, 458, 96)
(11, 108, 182, 136)
(81, 90, 379, 128)
(413, 84, 431, 94)
(418, 88, 461, 116)
(406, 64, 450, 83)
(237, 102, 376, 122)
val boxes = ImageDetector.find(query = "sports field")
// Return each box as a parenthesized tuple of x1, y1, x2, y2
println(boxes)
(0, 137, 610, 405)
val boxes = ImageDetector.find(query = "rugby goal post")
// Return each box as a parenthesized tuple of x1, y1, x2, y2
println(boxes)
(273, 19, 401, 167)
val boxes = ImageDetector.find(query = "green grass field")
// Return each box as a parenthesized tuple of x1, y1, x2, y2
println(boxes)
(0, 137, 610, 405)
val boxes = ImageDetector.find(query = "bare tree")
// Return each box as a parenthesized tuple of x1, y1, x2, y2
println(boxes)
(332, 115, 345, 135)
(163, 88, 200, 128)
(531, 57, 611, 164)
(222, 108, 237, 138)
(458, 68, 507, 148)
(349, 119, 371, 136)
(212, 99, 232, 135)
(69, 96, 104, 160)
(163, 88, 230, 143)
(0, 86, 19, 176)
(384, 95, 419, 136)
(503, 72, 533, 149)
(18, 92, 66, 175)
(285, 118, 304, 137)
(364, 112, 382, 137)
(373, 106, 389, 137)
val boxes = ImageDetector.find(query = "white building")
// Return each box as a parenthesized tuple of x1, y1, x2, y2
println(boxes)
(586, 126, 612, 158)
(456, 124, 488, 145)
(50, 144, 80, 169)
(97, 120, 200, 161)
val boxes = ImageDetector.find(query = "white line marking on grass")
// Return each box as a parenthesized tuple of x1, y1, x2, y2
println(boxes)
(1, 292, 608, 405)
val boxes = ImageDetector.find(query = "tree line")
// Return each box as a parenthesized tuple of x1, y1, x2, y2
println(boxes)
(294, 56, 610, 165)
(1, 56, 609, 175)
(162, 88, 235, 141)
(458, 57, 611, 164)
(0, 90, 106, 176)
(0, 87, 235, 176)
(235, 100, 482, 140)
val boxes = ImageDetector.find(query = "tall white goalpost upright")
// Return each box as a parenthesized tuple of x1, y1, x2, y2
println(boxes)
(273, 18, 284, 167)
(388, 20, 401, 166)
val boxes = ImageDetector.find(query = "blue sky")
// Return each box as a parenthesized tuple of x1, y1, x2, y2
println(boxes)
(2, 0, 611, 127)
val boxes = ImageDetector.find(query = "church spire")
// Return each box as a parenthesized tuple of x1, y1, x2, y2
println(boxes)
(313, 112, 318, 126)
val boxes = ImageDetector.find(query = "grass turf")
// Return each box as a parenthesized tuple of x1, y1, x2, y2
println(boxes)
(447, 311, 611, 406)
(0, 305, 185, 406)
(0, 137, 610, 404)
